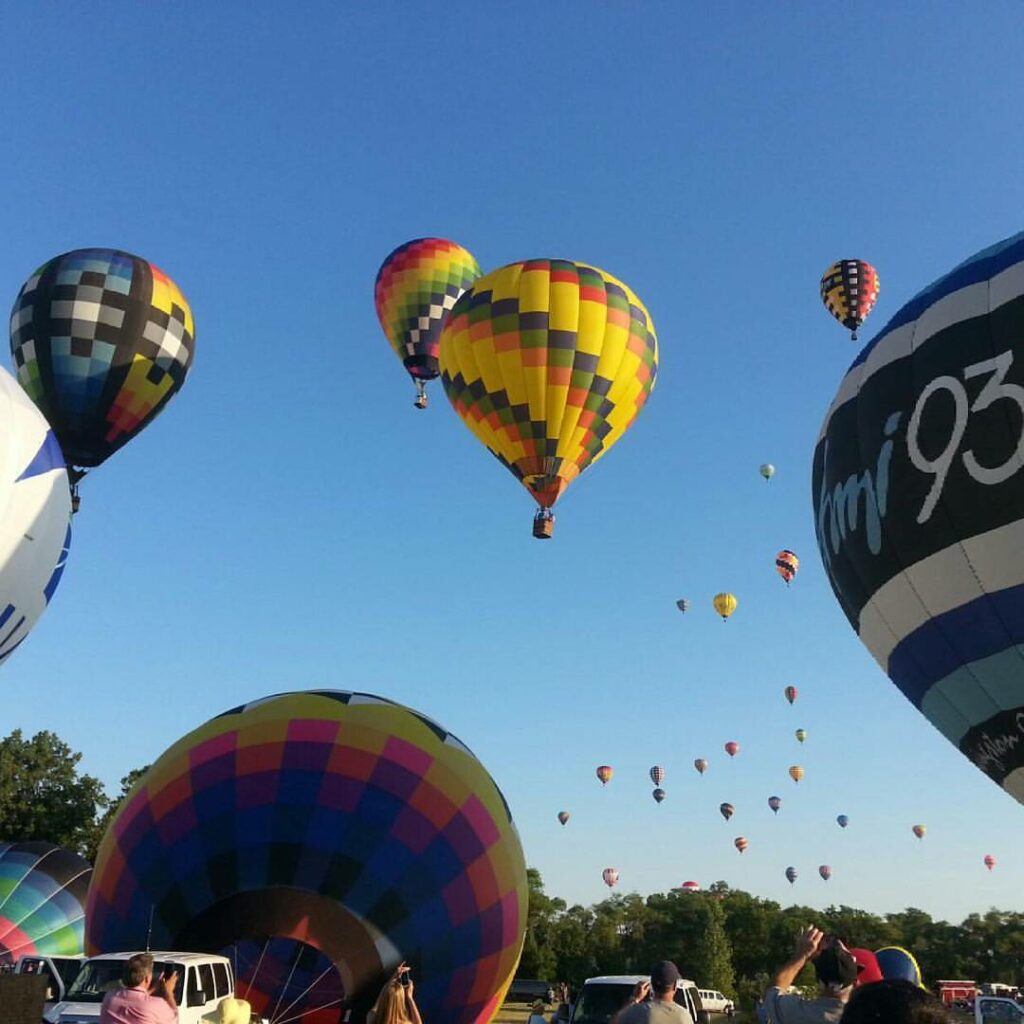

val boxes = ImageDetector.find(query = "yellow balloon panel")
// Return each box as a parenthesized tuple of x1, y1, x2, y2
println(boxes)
(439, 259, 658, 508)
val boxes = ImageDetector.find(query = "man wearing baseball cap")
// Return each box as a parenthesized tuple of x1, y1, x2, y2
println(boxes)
(612, 961, 694, 1023)
(763, 927, 857, 1024)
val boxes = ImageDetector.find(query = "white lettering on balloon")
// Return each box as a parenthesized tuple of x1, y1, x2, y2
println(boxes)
(971, 712, 1024, 777)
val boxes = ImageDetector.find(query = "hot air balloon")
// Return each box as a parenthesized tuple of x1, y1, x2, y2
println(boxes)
(713, 593, 738, 620)
(789, 765, 804, 783)
(439, 259, 658, 539)
(875, 947, 924, 988)
(795, 729, 807, 743)
(85, 691, 527, 1024)
(650, 765, 665, 786)
(676, 881, 700, 893)
(725, 741, 739, 757)
(676, 598, 690, 613)
(652, 788, 666, 804)
(734, 837, 748, 854)
(785, 866, 797, 884)
(812, 231, 1024, 809)
(819, 865, 832, 882)
(768, 796, 781, 814)
(837, 814, 849, 828)
(776, 549, 799, 585)
(0, 842, 91, 966)
(602, 868, 619, 888)
(760, 463, 775, 481)
(558, 811, 570, 826)
(720, 802, 735, 821)
(374, 238, 482, 409)
(10, 248, 196, 509)
(596, 765, 614, 785)
(912, 824, 926, 839)
(694, 758, 708, 775)
(0, 368, 71, 665)
(984, 854, 996, 871)
(819, 259, 880, 341)
(784, 685, 798, 705)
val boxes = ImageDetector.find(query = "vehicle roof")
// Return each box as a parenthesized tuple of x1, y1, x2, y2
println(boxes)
(583, 976, 697, 987)
(85, 952, 231, 965)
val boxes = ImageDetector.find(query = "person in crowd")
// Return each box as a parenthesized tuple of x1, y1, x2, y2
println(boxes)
(367, 963, 422, 1024)
(611, 961, 694, 1023)
(839, 980, 952, 1023)
(528, 998, 548, 1024)
(763, 926, 857, 1024)
(99, 954, 178, 1024)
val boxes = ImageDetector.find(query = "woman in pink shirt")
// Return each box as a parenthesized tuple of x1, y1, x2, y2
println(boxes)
(100, 954, 179, 1024)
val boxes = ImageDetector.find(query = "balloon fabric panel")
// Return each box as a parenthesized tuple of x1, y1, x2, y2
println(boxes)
(439, 260, 657, 509)
(9, 249, 195, 468)
(86, 691, 526, 1024)
(820, 260, 880, 336)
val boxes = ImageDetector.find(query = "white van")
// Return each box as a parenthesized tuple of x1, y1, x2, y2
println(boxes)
(45, 952, 239, 1024)
(697, 990, 734, 1015)
(15, 954, 85, 1011)
(567, 974, 707, 1024)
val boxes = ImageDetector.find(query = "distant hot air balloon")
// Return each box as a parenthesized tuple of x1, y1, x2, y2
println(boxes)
(768, 796, 781, 814)
(676, 598, 690, 613)
(596, 765, 613, 785)
(734, 837, 748, 854)
(713, 593, 738, 620)
(725, 741, 739, 757)
(10, 248, 196, 510)
(760, 463, 775, 481)
(795, 729, 807, 743)
(776, 549, 799, 585)
(694, 758, 708, 775)
(984, 854, 996, 871)
(557, 811, 570, 826)
(819, 259, 880, 341)
(819, 865, 832, 882)
(785, 866, 798, 884)
(811, 233, 1024, 810)
(677, 881, 700, 893)
(439, 259, 658, 539)
(720, 802, 735, 821)
(602, 868, 619, 888)
(650, 766, 665, 786)
(837, 814, 849, 829)
(912, 825, 926, 840)
(789, 765, 804, 784)
(784, 685, 798, 705)
(375, 237, 481, 409)
(652, 788, 666, 804)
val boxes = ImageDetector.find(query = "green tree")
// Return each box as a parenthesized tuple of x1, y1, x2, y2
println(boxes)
(84, 764, 150, 864)
(518, 868, 565, 980)
(643, 893, 735, 994)
(0, 729, 106, 857)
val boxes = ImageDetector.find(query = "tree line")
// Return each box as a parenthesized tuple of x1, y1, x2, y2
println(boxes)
(519, 869, 1024, 1007)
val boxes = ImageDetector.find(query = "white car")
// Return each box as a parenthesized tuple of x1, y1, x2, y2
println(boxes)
(46, 951, 243, 1024)
(567, 974, 707, 1024)
(697, 989, 735, 1015)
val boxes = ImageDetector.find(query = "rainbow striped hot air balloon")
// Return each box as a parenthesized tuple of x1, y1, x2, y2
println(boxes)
(776, 549, 799, 585)
(734, 837, 748, 854)
(596, 765, 613, 785)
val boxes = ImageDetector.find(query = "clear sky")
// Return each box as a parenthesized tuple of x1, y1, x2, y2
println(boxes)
(3, 2, 1024, 925)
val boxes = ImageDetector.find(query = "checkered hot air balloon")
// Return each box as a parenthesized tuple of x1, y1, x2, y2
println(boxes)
(776, 549, 799, 585)
(439, 259, 658, 539)
(649, 765, 665, 786)
(9, 249, 195, 507)
(819, 259, 880, 340)
(375, 238, 481, 409)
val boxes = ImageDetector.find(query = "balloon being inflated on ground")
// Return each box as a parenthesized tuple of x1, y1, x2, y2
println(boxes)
(0, 841, 91, 965)
(86, 691, 528, 1024)
(813, 229, 1024, 805)
(0, 367, 71, 665)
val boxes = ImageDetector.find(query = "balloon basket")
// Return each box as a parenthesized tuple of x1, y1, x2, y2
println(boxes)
(532, 511, 555, 539)
(413, 394, 428, 410)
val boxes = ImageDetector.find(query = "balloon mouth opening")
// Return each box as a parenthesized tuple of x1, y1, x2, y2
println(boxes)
(403, 356, 440, 380)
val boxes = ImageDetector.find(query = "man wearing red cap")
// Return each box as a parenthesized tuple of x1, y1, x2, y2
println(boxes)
(763, 927, 857, 1024)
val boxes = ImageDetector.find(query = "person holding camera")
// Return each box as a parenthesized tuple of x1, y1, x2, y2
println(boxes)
(366, 963, 422, 1024)
(99, 953, 178, 1024)
(763, 927, 857, 1024)
(611, 962, 694, 1023)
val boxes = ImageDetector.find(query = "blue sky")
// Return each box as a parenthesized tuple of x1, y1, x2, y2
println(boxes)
(4, 3, 1024, 924)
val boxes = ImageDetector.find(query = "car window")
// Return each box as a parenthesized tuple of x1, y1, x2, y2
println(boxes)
(187, 966, 204, 1007)
(212, 962, 230, 998)
(198, 963, 215, 1003)
(979, 1000, 1024, 1022)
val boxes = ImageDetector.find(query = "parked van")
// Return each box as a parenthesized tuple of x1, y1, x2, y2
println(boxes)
(567, 975, 708, 1024)
(15, 955, 84, 1011)
(45, 952, 238, 1024)
(697, 990, 734, 1015)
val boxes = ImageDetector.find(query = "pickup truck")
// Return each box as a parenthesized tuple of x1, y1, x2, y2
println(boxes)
(975, 995, 1024, 1023)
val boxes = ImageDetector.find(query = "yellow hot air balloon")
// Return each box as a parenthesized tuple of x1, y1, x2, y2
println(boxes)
(789, 765, 804, 783)
(713, 593, 738, 620)
(439, 259, 658, 538)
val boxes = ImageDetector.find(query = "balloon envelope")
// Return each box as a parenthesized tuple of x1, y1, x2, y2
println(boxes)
(714, 593, 738, 620)
(725, 741, 739, 757)
(875, 946, 924, 988)
(820, 259, 880, 339)
(677, 881, 700, 893)
(439, 259, 658, 514)
(558, 811, 570, 826)
(652, 788, 666, 803)
(819, 865, 832, 881)
(789, 765, 804, 783)
(649, 765, 665, 786)
(734, 837, 747, 853)
(784, 685, 798, 705)
(10, 248, 195, 468)
(813, 231, 1024, 806)
(837, 814, 849, 828)
(776, 549, 799, 585)
(694, 758, 708, 775)
(0, 367, 71, 666)
(785, 866, 797, 883)
(602, 868, 619, 888)
(984, 854, 996, 870)
(768, 796, 781, 814)
(912, 824, 926, 839)
(676, 598, 690, 613)
(85, 691, 527, 1024)
(795, 729, 807, 743)
(760, 463, 775, 480)
(596, 765, 613, 785)
(0, 841, 91, 965)
(720, 802, 734, 820)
